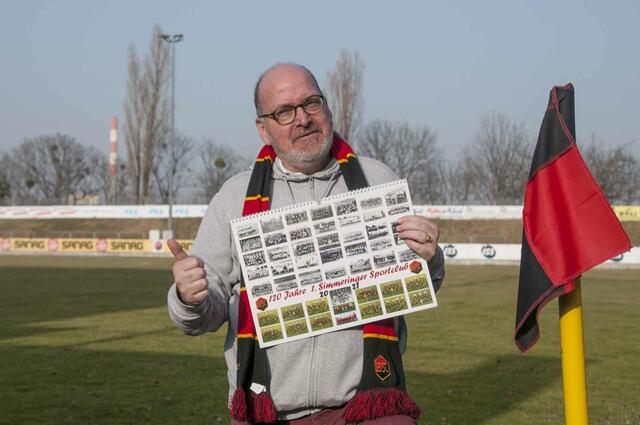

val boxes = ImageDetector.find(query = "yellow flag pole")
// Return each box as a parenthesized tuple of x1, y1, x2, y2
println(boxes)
(558, 277, 589, 425)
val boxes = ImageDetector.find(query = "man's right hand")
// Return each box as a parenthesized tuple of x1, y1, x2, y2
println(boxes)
(168, 239, 209, 306)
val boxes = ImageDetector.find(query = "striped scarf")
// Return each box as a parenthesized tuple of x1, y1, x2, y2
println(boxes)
(231, 134, 420, 423)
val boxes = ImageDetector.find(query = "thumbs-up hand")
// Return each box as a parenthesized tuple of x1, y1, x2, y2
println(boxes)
(168, 239, 209, 306)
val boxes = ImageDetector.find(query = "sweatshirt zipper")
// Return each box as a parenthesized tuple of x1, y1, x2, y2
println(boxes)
(307, 177, 317, 407)
(309, 178, 317, 202)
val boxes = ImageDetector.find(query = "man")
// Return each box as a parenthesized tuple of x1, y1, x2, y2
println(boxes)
(167, 63, 445, 424)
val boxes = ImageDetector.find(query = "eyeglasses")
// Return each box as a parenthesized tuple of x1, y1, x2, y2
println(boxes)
(258, 94, 326, 125)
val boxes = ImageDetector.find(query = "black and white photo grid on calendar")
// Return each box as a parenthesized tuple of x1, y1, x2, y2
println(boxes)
(230, 179, 438, 347)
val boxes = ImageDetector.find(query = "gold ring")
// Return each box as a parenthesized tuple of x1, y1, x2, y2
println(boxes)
(425, 235, 433, 244)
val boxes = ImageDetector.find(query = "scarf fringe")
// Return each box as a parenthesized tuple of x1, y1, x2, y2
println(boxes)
(343, 388, 420, 423)
(231, 387, 277, 423)
(231, 388, 247, 421)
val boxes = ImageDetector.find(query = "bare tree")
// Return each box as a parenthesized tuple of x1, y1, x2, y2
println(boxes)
(9, 134, 95, 205)
(152, 132, 196, 203)
(327, 49, 365, 140)
(0, 153, 10, 204)
(356, 120, 393, 161)
(91, 152, 111, 204)
(91, 152, 130, 204)
(582, 138, 640, 204)
(454, 112, 532, 204)
(443, 158, 476, 204)
(114, 164, 131, 204)
(123, 25, 170, 204)
(358, 120, 445, 203)
(1, 152, 36, 205)
(197, 138, 248, 202)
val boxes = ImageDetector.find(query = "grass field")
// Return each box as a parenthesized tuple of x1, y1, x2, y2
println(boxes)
(0, 256, 638, 424)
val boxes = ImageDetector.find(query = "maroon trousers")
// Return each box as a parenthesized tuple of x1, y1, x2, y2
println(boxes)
(231, 404, 417, 425)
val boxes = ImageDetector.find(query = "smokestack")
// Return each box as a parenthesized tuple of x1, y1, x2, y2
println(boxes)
(109, 117, 118, 203)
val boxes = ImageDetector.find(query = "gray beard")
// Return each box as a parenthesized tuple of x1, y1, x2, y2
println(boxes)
(274, 134, 334, 173)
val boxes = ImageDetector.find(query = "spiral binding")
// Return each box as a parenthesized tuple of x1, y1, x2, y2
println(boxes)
(230, 179, 409, 225)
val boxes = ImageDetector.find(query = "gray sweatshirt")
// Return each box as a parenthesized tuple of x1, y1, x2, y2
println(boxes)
(167, 156, 445, 420)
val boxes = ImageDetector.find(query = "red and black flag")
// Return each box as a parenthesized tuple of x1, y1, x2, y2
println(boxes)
(515, 83, 631, 353)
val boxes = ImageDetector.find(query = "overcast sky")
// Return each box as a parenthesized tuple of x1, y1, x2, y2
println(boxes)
(1, 0, 639, 160)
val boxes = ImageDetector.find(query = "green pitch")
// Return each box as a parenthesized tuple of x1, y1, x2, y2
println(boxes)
(0, 256, 638, 424)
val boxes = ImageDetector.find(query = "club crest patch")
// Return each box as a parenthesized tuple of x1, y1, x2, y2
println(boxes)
(374, 354, 391, 381)
(409, 260, 423, 274)
(255, 297, 268, 311)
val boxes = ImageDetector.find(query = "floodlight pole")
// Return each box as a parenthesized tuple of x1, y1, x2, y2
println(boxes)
(159, 33, 183, 238)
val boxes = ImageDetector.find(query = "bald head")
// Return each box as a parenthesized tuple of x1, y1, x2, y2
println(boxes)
(253, 63, 322, 115)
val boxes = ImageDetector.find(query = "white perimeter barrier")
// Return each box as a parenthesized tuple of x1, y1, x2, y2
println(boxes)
(0, 205, 638, 221)
(439, 243, 639, 266)
(0, 205, 207, 219)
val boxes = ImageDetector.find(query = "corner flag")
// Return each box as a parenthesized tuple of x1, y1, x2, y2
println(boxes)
(515, 83, 630, 353)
